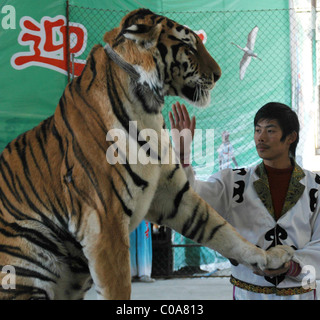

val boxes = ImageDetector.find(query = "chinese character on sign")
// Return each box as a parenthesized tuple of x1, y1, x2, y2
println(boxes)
(11, 15, 87, 77)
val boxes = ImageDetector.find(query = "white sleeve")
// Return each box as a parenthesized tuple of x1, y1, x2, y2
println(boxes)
(292, 195, 320, 283)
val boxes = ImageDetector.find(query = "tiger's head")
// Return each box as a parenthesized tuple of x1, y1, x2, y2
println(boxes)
(103, 8, 221, 110)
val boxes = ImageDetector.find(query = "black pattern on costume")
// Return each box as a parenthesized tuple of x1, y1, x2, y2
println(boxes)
(315, 174, 320, 184)
(233, 168, 247, 176)
(309, 189, 318, 213)
(264, 225, 297, 285)
(233, 181, 245, 203)
(265, 225, 288, 250)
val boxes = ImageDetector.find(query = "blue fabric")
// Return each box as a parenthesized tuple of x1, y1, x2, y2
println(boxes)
(130, 221, 153, 277)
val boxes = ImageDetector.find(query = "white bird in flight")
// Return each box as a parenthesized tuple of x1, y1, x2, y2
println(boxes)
(231, 26, 261, 80)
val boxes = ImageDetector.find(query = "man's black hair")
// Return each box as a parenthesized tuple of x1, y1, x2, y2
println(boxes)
(254, 102, 300, 158)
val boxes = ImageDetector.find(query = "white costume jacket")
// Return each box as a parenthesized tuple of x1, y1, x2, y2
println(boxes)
(185, 161, 320, 299)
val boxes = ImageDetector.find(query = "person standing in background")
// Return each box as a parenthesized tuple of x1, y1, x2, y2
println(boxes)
(130, 221, 155, 283)
(218, 130, 238, 170)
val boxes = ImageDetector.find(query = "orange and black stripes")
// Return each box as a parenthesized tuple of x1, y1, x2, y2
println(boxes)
(0, 8, 225, 299)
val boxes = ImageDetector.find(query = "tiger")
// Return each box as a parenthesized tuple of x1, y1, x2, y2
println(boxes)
(0, 8, 293, 300)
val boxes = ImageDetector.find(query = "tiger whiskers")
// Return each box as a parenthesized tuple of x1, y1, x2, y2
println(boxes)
(193, 84, 201, 103)
(192, 83, 210, 106)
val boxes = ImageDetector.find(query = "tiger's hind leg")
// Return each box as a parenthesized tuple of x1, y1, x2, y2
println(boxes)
(0, 250, 91, 300)
(0, 251, 56, 300)
(0, 279, 51, 300)
(0, 220, 70, 300)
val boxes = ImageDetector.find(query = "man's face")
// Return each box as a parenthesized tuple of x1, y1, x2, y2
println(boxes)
(254, 119, 294, 165)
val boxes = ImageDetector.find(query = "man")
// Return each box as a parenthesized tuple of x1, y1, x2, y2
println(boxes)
(169, 101, 320, 300)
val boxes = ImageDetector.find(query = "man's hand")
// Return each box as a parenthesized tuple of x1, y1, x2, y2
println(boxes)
(169, 102, 196, 164)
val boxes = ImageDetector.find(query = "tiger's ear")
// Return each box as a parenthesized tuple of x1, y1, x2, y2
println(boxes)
(122, 24, 162, 49)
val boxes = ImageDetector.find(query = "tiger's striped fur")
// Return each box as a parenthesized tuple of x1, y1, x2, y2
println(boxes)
(0, 9, 293, 300)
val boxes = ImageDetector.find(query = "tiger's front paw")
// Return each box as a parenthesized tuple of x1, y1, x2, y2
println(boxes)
(265, 245, 294, 270)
